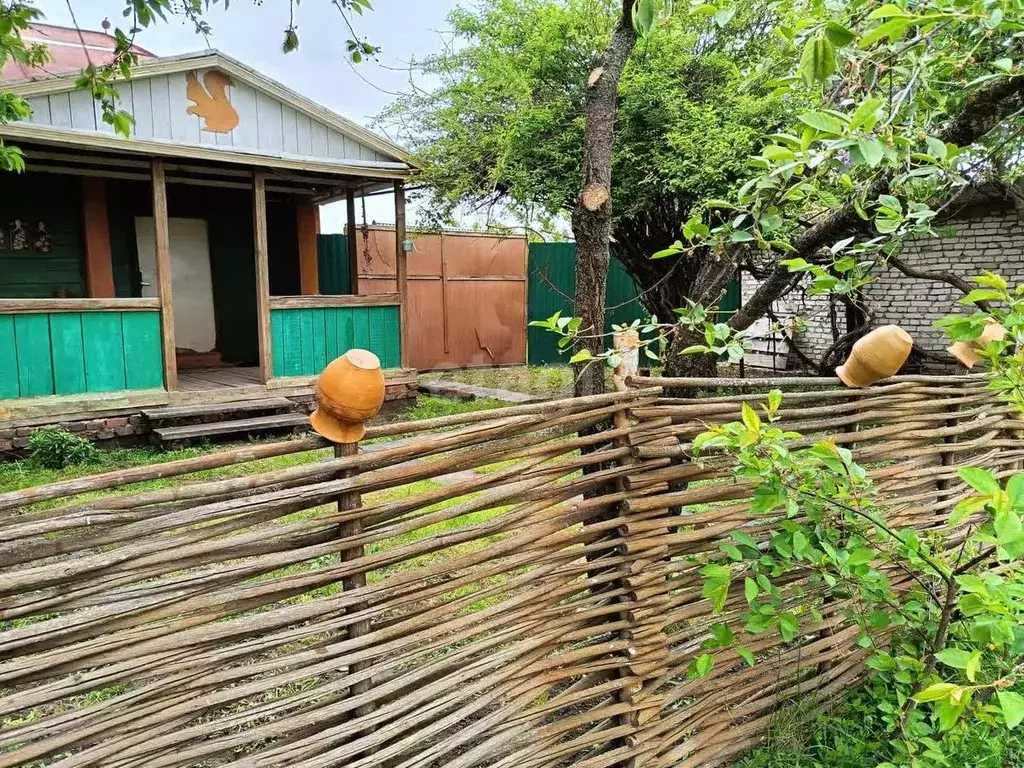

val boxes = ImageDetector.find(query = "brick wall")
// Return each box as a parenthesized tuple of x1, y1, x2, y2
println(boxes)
(742, 199, 1023, 371)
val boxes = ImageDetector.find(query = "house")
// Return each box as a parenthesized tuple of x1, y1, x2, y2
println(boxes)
(0, 25, 418, 443)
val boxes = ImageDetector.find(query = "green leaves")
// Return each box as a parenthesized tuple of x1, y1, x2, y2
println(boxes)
(934, 648, 982, 681)
(800, 34, 836, 86)
(998, 691, 1024, 730)
(797, 111, 844, 135)
(778, 612, 799, 642)
(914, 682, 960, 703)
(959, 467, 1000, 494)
(687, 653, 715, 679)
(701, 563, 732, 614)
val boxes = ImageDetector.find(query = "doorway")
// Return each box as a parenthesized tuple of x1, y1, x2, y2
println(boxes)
(135, 217, 218, 361)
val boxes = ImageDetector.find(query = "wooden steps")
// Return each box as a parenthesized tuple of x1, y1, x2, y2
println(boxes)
(142, 398, 295, 421)
(144, 397, 309, 447)
(152, 413, 310, 444)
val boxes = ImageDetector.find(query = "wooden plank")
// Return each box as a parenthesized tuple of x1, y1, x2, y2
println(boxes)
(122, 311, 165, 390)
(324, 307, 341, 364)
(346, 190, 359, 295)
(82, 312, 127, 392)
(368, 305, 388, 366)
(270, 307, 286, 379)
(49, 313, 87, 396)
(310, 308, 328, 372)
(353, 306, 371, 351)
(153, 412, 309, 442)
(336, 305, 355, 356)
(383, 305, 401, 369)
(268, 294, 400, 310)
(277, 309, 304, 378)
(395, 181, 409, 368)
(142, 397, 294, 421)
(14, 314, 54, 397)
(254, 170, 273, 383)
(0, 315, 19, 399)
(298, 308, 316, 375)
(81, 178, 116, 298)
(296, 201, 320, 296)
(151, 158, 177, 391)
(0, 298, 161, 313)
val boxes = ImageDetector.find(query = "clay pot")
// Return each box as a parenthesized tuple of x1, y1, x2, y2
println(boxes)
(310, 349, 386, 443)
(947, 322, 1007, 369)
(836, 325, 913, 388)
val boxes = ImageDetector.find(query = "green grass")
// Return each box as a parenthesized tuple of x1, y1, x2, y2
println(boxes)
(421, 366, 578, 398)
(734, 682, 1024, 768)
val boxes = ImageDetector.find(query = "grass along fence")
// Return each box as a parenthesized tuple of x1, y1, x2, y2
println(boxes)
(0, 374, 1019, 767)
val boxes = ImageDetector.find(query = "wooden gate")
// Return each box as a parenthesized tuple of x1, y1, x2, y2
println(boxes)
(340, 227, 527, 371)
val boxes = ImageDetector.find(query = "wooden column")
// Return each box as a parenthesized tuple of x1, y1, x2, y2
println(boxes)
(151, 158, 177, 391)
(81, 178, 116, 298)
(394, 181, 409, 369)
(254, 171, 273, 383)
(346, 190, 360, 296)
(296, 200, 320, 296)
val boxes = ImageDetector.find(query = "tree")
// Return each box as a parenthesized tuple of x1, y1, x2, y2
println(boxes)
(383, 0, 791, 381)
(0, 0, 376, 170)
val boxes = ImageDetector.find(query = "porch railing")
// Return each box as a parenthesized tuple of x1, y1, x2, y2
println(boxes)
(0, 298, 164, 399)
(268, 293, 402, 378)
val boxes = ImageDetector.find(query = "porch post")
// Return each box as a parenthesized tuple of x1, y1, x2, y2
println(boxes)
(151, 158, 178, 391)
(81, 178, 116, 298)
(253, 170, 273, 383)
(296, 200, 320, 296)
(394, 181, 409, 369)
(346, 189, 360, 296)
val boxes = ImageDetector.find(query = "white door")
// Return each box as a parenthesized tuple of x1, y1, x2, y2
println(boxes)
(136, 217, 217, 354)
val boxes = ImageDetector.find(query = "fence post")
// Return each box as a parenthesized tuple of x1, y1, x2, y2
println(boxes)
(334, 440, 374, 720)
(612, 331, 671, 767)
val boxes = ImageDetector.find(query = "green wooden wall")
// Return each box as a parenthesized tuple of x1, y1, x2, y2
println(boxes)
(0, 310, 164, 399)
(0, 174, 86, 298)
(527, 242, 741, 365)
(318, 234, 352, 295)
(270, 304, 400, 378)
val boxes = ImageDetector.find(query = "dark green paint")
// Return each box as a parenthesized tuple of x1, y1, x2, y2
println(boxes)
(0, 310, 164, 400)
(526, 242, 740, 365)
(270, 305, 401, 377)
(317, 234, 352, 295)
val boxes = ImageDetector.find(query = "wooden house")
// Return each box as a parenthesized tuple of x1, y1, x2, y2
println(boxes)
(0, 28, 417, 434)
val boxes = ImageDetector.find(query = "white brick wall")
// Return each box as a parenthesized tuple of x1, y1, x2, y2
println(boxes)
(742, 201, 1024, 370)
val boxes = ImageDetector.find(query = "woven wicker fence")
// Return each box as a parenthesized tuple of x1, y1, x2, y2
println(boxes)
(0, 374, 1019, 767)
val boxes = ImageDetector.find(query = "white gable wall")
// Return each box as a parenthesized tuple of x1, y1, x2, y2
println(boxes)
(22, 67, 388, 164)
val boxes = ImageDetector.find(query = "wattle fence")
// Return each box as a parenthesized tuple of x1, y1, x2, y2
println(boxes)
(0, 374, 1018, 767)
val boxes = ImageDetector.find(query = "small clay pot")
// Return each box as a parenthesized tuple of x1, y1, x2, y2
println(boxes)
(947, 322, 1007, 369)
(310, 349, 386, 443)
(836, 325, 913, 388)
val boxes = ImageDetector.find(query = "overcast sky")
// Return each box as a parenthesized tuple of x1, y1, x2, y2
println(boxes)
(32, 0, 463, 230)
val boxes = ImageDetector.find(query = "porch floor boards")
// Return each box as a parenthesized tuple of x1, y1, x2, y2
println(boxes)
(178, 367, 263, 391)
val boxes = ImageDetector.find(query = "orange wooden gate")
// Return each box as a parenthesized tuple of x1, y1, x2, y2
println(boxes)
(352, 227, 527, 371)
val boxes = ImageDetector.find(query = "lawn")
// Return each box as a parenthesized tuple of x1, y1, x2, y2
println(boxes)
(421, 366, 578, 398)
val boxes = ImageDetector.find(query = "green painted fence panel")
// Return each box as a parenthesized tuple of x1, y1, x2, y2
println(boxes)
(527, 243, 741, 365)
(49, 313, 87, 395)
(14, 314, 54, 397)
(271, 305, 401, 378)
(122, 312, 164, 390)
(0, 315, 20, 399)
(318, 234, 352, 295)
(0, 310, 164, 399)
(82, 312, 126, 392)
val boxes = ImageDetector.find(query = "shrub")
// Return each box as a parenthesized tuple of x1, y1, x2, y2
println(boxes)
(28, 427, 99, 470)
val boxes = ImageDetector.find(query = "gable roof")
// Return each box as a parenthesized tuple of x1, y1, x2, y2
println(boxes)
(4, 48, 417, 175)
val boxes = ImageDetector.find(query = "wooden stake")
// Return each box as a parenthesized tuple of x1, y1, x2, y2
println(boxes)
(151, 158, 177, 392)
(253, 170, 273, 383)
(346, 190, 360, 296)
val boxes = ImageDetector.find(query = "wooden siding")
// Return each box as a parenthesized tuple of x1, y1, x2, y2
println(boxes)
(270, 305, 400, 378)
(0, 310, 163, 398)
(24, 68, 387, 164)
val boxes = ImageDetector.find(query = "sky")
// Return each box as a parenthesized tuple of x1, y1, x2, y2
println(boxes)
(31, 0, 464, 231)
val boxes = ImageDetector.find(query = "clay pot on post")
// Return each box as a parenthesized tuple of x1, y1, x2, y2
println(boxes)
(836, 325, 914, 388)
(310, 349, 386, 444)
(947, 321, 1007, 369)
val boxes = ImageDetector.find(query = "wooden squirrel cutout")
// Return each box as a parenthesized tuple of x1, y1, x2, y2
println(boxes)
(186, 70, 239, 133)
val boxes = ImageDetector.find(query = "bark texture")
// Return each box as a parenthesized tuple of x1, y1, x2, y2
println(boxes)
(572, 0, 638, 398)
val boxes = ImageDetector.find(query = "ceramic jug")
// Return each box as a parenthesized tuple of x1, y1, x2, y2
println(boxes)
(311, 349, 386, 443)
(947, 321, 1007, 369)
(836, 325, 913, 388)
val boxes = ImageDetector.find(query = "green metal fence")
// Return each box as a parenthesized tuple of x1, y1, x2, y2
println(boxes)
(317, 234, 351, 295)
(527, 242, 740, 366)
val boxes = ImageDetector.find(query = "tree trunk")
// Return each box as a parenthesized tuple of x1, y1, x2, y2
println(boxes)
(571, 0, 638, 398)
